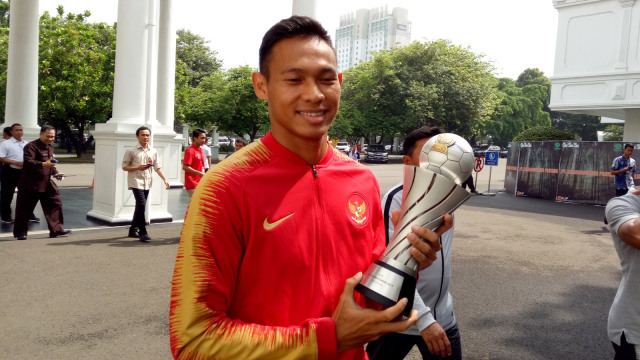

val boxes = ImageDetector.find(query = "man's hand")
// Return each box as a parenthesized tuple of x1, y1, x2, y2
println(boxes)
(164, 180, 170, 189)
(333, 273, 417, 352)
(390, 210, 453, 271)
(136, 164, 150, 171)
(42, 159, 56, 168)
(420, 322, 451, 357)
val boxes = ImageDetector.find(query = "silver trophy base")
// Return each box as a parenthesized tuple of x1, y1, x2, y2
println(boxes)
(355, 257, 417, 317)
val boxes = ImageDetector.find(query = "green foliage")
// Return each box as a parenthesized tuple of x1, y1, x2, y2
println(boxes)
(186, 66, 269, 140)
(485, 77, 551, 146)
(176, 29, 222, 88)
(336, 40, 497, 143)
(37, 8, 116, 157)
(603, 124, 624, 141)
(0, 0, 9, 28)
(552, 113, 604, 141)
(512, 126, 575, 141)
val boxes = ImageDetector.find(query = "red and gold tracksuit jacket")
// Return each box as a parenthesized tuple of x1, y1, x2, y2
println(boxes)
(170, 132, 386, 359)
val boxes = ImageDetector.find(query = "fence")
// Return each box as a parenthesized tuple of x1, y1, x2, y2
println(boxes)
(504, 141, 640, 205)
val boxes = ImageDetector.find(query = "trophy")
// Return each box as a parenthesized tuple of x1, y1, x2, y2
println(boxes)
(355, 133, 474, 316)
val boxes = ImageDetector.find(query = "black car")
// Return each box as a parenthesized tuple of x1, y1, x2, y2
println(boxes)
(364, 144, 388, 164)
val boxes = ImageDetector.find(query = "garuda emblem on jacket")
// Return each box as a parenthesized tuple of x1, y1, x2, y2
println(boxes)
(349, 200, 367, 224)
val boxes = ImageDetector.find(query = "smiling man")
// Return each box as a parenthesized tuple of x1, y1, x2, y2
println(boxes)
(13, 125, 70, 240)
(169, 16, 451, 360)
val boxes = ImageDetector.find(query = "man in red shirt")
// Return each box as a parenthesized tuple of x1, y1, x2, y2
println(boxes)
(182, 128, 206, 197)
(169, 16, 451, 359)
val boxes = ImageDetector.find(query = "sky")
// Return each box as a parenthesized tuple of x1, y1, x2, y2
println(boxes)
(38, 0, 559, 80)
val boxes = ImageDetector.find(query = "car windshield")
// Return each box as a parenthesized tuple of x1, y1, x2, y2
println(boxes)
(337, 142, 348, 146)
(369, 145, 385, 152)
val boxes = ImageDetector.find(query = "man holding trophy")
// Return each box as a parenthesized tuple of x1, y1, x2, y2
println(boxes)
(169, 16, 453, 360)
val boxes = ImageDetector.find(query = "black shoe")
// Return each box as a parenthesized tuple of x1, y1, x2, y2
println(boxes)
(2, 218, 13, 224)
(49, 229, 72, 238)
(29, 216, 40, 223)
(139, 234, 151, 242)
(15, 234, 26, 240)
(128, 230, 140, 238)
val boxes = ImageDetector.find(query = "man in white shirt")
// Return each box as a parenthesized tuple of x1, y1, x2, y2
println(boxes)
(201, 137, 212, 172)
(122, 126, 170, 242)
(0, 124, 39, 224)
(605, 190, 640, 359)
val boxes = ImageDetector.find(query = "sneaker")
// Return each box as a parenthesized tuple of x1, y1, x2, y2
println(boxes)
(29, 216, 40, 223)
(15, 234, 26, 240)
(139, 234, 151, 242)
(2, 218, 13, 224)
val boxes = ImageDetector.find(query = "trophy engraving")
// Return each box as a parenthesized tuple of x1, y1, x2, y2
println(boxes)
(356, 133, 474, 316)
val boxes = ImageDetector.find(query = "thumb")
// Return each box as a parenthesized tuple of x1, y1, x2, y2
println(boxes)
(344, 272, 363, 293)
(391, 209, 400, 227)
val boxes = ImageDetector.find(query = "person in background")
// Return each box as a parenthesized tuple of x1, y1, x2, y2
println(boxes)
(0, 123, 39, 224)
(348, 144, 360, 162)
(13, 125, 69, 240)
(182, 129, 206, 198)
(3, 127, 11, 140)
(462, 175, 477, 194)
(366, 125, 462, 360)
(612, 144, 636, 197)
(605, 189, 640, 359)
(201, 137, 211, 173)
(169, 16, 450, 359)
(225, 138, 248, 158)
(122, 126, 170, 242)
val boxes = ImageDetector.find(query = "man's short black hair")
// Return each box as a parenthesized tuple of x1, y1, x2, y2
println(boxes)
(191, 128, 206, 140)
(624, 143, 634, 150)
(136, 126, 150, 137)
(10, 123, 21, 130)
(40, 125, 55, 133)
(236, 138, 247, 146)
(3, 127, 11, 137)
(403, 125, 445, 157)
(259, 15, 335, 79)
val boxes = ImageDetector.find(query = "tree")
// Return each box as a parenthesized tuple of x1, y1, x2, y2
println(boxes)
(187, 66, 269, 140)
(336, 40, 497, 143)
(0, 0, 9, 28)
(603, 124, 623, 141)
(485, 69, 553, 146)
(38, 7, 117, 157)
(176, 29, 222, 88)
(512, 126, 575, 141)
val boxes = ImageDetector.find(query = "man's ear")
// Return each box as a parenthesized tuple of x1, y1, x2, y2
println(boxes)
(252, 72, 268, 100)
(338, 72, 343, 85)
(402, 155, 412, 165)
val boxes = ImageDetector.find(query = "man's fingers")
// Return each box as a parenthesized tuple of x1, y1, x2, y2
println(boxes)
(341, 272, 363, 299)
(390, 209, 400, 227)
(378, 304, 417, 334)
(434, 214, 453, 237)
(443, 337, 452, 356)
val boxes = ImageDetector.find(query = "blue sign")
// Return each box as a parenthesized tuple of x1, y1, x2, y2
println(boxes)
(485, 151, 499, 166)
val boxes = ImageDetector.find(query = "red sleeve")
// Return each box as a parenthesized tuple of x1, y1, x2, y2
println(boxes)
(170, 147, 332, 359)
(182, 147, 193, 166)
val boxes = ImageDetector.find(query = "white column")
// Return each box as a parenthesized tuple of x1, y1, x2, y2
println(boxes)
(292, 0, 316, 18)
(157, 0, 176, 129)
(623, 109, 640, 142)
(88, 0, 173, 224)
(110, 0, 150, 124)
(3, 0, 40, 141)
(156, 0, 183, 187)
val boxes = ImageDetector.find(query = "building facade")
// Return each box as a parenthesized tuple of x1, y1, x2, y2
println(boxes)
(335, 6, 411, 71)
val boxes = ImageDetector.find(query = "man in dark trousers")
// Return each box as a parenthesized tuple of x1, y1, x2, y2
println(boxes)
(13, 125, 70, 240)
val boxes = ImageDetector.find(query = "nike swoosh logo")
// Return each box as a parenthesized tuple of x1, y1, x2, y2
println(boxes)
(263, 213, 295, 231)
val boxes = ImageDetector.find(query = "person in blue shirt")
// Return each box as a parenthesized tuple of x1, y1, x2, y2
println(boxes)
(612, 144, 637, 196)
